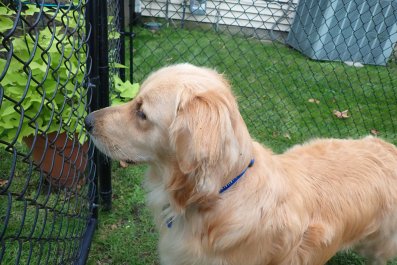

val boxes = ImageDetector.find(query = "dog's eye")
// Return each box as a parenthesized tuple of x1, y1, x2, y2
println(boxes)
(137, 110, 147, 120)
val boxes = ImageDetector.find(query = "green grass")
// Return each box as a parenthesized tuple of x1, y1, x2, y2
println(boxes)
(88, 163, 158, 265)
(89, 23, 397, 264)
(131, 23, 397, 151)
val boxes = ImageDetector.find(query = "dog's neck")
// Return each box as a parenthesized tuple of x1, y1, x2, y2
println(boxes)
(219, 159, 255, 193)
(164, 149, 254, 212)
(161, 114, 255, 215)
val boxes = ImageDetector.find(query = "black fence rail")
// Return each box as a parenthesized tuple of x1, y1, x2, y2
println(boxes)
(0, 0, 106, 263)
(126, 0, 397, 152)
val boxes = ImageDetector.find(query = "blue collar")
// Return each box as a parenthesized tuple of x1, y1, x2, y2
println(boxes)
(219, 159, 255, 193)
(167, 159, 255, 228)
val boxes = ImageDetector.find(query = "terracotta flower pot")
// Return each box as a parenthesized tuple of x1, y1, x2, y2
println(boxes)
(24, 132, 89, 189)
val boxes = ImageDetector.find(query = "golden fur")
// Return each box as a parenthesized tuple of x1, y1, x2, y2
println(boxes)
(86, 64, 397, 265)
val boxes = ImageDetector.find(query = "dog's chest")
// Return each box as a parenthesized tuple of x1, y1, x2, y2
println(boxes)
(159, 225, 225, 265)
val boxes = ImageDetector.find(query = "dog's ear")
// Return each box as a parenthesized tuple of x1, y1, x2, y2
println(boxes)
(168, 89, 238, 211)
(171, 90, 235, 174)
(169, 86, 253, 211)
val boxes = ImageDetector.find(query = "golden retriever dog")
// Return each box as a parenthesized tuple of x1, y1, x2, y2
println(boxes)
(85, 64, 397, 265)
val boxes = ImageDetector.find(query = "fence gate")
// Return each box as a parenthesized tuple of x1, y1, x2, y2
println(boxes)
(0, 0, 114, 263)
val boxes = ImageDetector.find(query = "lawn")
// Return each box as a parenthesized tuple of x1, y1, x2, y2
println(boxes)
(130, 24, 397, 151)
(88, 23, 397, 264)
(87, 163, 158, 265)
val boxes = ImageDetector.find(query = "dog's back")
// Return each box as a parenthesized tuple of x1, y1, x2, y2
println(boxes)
(277, 136, 397, 264)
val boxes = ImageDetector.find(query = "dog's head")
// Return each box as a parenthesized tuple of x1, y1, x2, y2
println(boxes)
(86, 64, 253, 209)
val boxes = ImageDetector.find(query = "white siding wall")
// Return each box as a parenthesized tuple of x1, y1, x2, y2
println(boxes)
(140, 0, 299, 32)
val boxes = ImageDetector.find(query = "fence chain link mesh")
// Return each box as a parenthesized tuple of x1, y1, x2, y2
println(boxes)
(0, 0, 96, 263)
(108, 0, 122, 91)
(1, 0, 396, 263)
(128, 0, 397, 152)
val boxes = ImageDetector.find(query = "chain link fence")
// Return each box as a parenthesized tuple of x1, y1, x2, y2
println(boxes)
(128, 0, 397, 152)
(1, 0, 395, 263)
(108, 0, 123, 85)
(0, 0, 98, 263)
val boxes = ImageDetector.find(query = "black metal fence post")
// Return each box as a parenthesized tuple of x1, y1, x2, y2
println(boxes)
(119, 0, 126, 81)
(86, 0, 112, 211)
(97, 0, 113, 212)
(85, 0, 99, 222)
(128, 0, 137, 81)
(74, 1, 101, 263)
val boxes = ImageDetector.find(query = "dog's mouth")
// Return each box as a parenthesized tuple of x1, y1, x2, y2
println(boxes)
(119, 160, 138, 168)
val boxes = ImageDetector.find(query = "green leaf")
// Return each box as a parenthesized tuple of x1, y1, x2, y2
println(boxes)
(52, 13, 64, 23)
(59, 14, 78, 29)
(0, 7, 10, 15)
(77, 102, 87, 116)
(120, 83, 139, 99)
(23, 6, 41, 16)
(12, 37, 34, 53)
(29, 61, 48, 72)
(1, 75, 15, 86)
(42, 79, 58, 95)
(4, 60, 22, 74)
(3, 127, 18, 142)
(17, 124, 35, 143)
(21, 98, 33, 110)
(111, 98, 124, 106)
(0, 58, 5, 70)
(112, 76, 139, 101)
(78, 133, 87, 144)
(1, 103, 15, 116)
(113, 63, 129, 69)
(113, 76, 124, 91)
(43, 7, 63, 22)
(109, 31, 121, 40)
(0, 121, 16, 130)
(0, 116, 19, 129)
(0, 16, 14, 31)
(14, 74, 28, 86)
(6, 85, 27, 99)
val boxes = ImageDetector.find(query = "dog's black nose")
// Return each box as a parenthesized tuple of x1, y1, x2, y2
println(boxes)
(84, 114, 95, 133)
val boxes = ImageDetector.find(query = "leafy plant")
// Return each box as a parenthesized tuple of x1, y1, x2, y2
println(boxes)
(0, 4, 87, 143)
(111, 74, 139, 106)
(0, 4, 138, 144)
